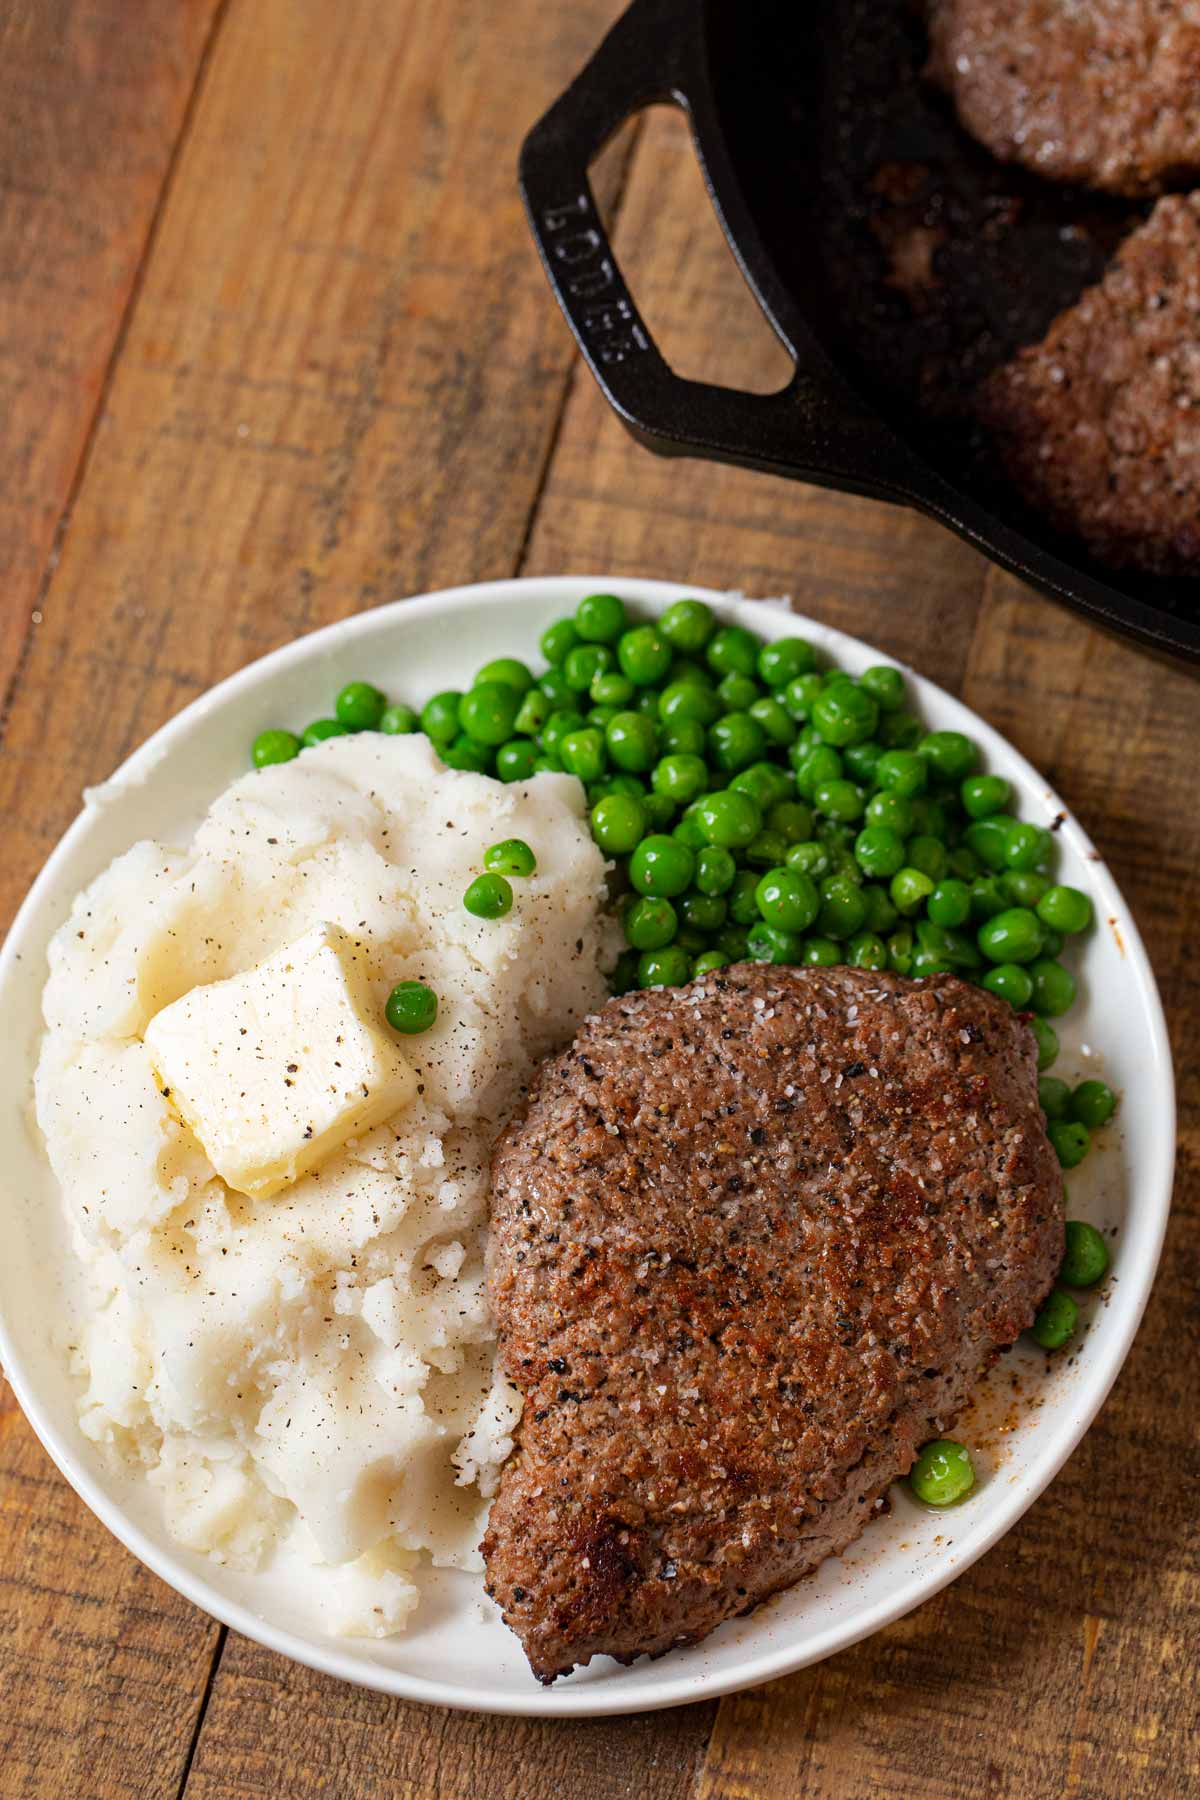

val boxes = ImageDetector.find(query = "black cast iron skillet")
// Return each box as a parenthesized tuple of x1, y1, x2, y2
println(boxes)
(519, 0, 1200, 663)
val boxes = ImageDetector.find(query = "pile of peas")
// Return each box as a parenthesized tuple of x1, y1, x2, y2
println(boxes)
(251, 593, 1117, 1376)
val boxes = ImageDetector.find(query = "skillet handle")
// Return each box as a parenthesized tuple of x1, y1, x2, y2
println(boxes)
(519, 0, 923, 503)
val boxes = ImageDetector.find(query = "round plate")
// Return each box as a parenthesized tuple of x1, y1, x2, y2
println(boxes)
(0, 576, 1174, 1716)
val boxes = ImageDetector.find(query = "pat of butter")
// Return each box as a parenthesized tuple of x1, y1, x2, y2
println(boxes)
(144, 922, 416, 1198)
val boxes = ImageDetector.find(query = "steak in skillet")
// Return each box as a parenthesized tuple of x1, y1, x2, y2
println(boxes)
(483, 964, 1063, 1682)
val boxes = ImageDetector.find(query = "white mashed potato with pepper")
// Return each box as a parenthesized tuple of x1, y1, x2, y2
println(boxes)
(35, 733, 614, 1635)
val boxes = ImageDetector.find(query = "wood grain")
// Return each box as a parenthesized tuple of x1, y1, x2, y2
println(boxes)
(0, 0, 224, 705)
(1, 19, 1198, 1800)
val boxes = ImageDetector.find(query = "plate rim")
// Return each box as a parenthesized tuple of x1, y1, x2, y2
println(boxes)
(0, 573, 1176, 1717)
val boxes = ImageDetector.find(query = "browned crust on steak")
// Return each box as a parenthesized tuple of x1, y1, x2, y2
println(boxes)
(978, 194, 1200, 574)
(926, 1, 1200, 197)
(483, 965, 1063, 1682)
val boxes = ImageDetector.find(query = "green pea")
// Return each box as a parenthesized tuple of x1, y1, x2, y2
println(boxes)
(540, 619, 579, 666)
(891, 867, 935, 916)
(860, 883, 899, 935)
(926, 878, 971, 927)
(563, 643, 613, 694)
(918, 730, 978, 783)
(846, 931, 888, 970)
(908, 1439, 975, 1506)
(907, 795, 951, 840)
(513, 688, 551, 737)
(749, 694, 796, 747)
(878, 709, 922, 749)
(1070, 1079, 1116, 1129)
(691, 949, 728, 977)
(1037, 885, 1093, 935)
(660, 717, 708, 757)
(496, 739, 538, 782)
(977, 907, 1044, 965)
(963, 814, 1017, 872)
(816, 818, 856, 853)
(1049, 1118, 1090, 1169)
(818, 875, 868, 939)
(1029, 958, 1075, 1017)
(475, 657, 534, 694)
(606, 710, 659, 773)
(591, 670, 636, 709)
(629, 834, 694, 898)
(747, 921, 804, 964)
(858, 665, 906, 711)
(783, 671, 825, 721)
(915, 919, 982, 970)
(801, 935, 841, 967)
(709, 711, 767, 773)
(906, 835, 948, 882)
(458, 681, 520, 746)
(1004, 820, 1053, 873)
(725, 869, 760, 926)
(786, 841, 832, 880)
(696, 789, 762, 850)
(303, 717, 350, 747)
(484, 838, 536, 878)
(618, 625, 672, 686)
(961, 773, 1010, 819)
(642, 791, 676, 830)
(842, 740, 882, 785)
(811, 682, 879, 748)
(637, 945, 691, 988)
(981, 963, 1034, 1008)
(1061, 1220, 1110, 1288)
(252, 728, 301, 768)
(758, 637, 817, 691)
(730, 760, 792, 808)
(1000, 870, 1049, 909)
(539, 668, 574, 710)
(755, 867, 820, 932)
(574, 592, 627, 643)
(767, 799, 814, 844)
(969, 874, 1008, 922)
(554, 727, 604, 783)
(864, 789, 914, 836)
(793, 744, 844, 799)
(660, 598, 717, 653)
(874, 748, 927, 797)
(463, 873, 513, 919)
(385, 980, 438, 1035)
(672, 813, 707, 850)
(1031, 1016, 1059, 1071)
(380, 703, 419, 736)
(624, 895, 678, 951)
(887, 926, 914, 974)
(651, 752, 708, 804)
(948, 845, 982, 881)
(745, 828, 790, 869)
(813, 778, 865, 824)
(705, 625, 760, 679)
(333, 680, 386, 731)
(1031, 1289, 1078, 1350)
(587, 705, 617, 733)
(1038, 1076, 1072, 1120)
(716, 671, 761, 713)
(694, 845, 737, 896)
(716, 924, 749, 961)
(679, 891, 726, 933)
(532, 754, 562, 774)
(441, 734, 493, 773)
(610, 949, 640, 993)
(659, 680, 722, 726)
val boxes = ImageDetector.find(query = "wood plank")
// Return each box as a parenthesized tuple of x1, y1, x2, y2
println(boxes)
(524, 105, 1200, 1800)
(184, 1632, 713, 1800)
(0, 0, 223, 703)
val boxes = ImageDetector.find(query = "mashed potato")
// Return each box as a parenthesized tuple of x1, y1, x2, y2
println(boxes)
(35, 733, 614, 1634)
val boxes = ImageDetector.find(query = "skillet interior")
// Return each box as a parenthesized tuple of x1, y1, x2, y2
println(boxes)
(705, 0, 1200, 638)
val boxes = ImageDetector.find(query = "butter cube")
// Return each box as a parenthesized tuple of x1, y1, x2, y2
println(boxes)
(144, 923, 416, 1198)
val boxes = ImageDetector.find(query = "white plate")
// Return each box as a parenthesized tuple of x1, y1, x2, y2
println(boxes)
(0, 576, 1174, 1717)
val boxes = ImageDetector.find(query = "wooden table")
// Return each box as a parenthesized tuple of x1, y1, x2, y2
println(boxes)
(2, 4, 1197, 1795)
